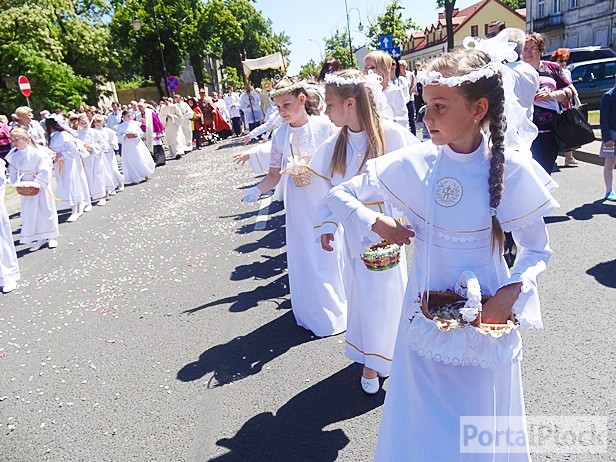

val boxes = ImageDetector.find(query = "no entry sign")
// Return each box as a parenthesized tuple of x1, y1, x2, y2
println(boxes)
(18, 75, 31, 98)
(166, 75, 180, 93)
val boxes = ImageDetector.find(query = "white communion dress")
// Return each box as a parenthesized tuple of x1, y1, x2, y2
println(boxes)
(116, 121, 156, 184)
(6, 145, 59, 244)
(271, 116, 347, 337)
(327, 138, 558, 461)
(98, 127, 124, 189)
(77, 128, 115, 200)
(49, 130, 91, 208)
(310, 119, 418, 375)
(0, 174, 20, 289)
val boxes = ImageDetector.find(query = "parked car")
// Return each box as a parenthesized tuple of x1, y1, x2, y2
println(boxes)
(566, 57, 616, 109)
(542, 46, 616, 65)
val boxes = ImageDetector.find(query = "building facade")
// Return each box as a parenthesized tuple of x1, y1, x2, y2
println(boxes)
(402, 0, 526, 66)
(526, 0, 615, 52)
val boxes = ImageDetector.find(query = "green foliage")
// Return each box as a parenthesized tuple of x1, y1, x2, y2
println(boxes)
(115, 77, 152, 90)
(299, 60, 320, 80)
(324, 28, 356, 69)
(367, 0, 417, 50)
(221, 66, 243, 90)
(501, 0, 526, 8)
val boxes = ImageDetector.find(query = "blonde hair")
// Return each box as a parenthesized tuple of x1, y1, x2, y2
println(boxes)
(272, 77, 319, 116)
(424, 49, 506, 253)
(92, 114, 105, 125)
(9, 126, 36, 147)
(325, 69, 386, 178)
(364, 51, 393, 86)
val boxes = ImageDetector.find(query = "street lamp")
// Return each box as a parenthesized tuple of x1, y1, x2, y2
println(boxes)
(308, 38, 324, 61)
(344, 1, 363, 64)
(132, 0, 170, 96)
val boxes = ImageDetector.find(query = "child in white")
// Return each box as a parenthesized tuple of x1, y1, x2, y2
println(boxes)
(116, 111, 155, 184)
(311, 70, 419, 394)
(243, 78, 346, 337)
(0, 160, 20, 293)
(6, 128, 59, 251)
(46, 116, 92, 222)
(92, 115, 124, 193)
(77, 115, 115, 205)
(327, 49, 557, 460)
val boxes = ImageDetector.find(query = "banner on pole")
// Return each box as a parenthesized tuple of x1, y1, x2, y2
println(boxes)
(242, 52, 287, 77)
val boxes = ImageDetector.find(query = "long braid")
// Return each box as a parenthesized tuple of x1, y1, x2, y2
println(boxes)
(486, 81, 506, 253)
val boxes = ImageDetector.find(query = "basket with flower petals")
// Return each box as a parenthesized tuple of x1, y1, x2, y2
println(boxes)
(281, 133, 312, 187)
(360, 241, 401, 271)
(15, 180, 40, 196)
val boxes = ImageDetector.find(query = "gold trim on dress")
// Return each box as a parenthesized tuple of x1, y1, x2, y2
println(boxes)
(346, 339, 393, 362)
(313, 221, 339, 230)
(500, 198, 554, 225)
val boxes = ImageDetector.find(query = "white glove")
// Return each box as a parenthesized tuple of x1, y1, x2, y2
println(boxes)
(242, 186, 261, 203)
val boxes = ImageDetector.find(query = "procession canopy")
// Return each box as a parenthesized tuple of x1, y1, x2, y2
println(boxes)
(242, 52, 287, 77)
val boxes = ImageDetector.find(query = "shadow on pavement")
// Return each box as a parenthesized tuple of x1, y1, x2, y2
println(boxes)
(544, 215, 571, 225)
(208, 363, 384, 462)
(177, 310, 312, 387)
(182, 273, 290, 315)
(231, 253, 286, 281)
(566, 199, 616, 221)
(234, 218, 285, 254)
(586, 259, 616, 289)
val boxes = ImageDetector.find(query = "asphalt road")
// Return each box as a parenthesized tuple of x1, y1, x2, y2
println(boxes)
(1, 140, 614, 462)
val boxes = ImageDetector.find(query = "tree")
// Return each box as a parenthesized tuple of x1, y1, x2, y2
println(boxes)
(436, 0, 456, 51)
(367, 0, 418, 50)
(502, 0, 526, 8)
(299, 60, 320, 80)
(221, 66, 243, 90)
(324, 28, 356, 68)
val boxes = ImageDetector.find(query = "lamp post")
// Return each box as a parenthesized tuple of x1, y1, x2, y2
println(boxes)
(132, 0, 169, 96)
(344, 2, 363, 65)
(308, 38, 324, 61)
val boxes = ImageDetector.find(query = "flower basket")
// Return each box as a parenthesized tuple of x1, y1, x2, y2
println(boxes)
(14, 181, 40, 196)
(360, 241, 401, 271)
(282, 133, 312, 188)
(289, 163, 312, 187)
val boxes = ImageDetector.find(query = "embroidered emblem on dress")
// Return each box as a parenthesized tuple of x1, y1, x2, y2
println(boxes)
(435, 177, 463, 207)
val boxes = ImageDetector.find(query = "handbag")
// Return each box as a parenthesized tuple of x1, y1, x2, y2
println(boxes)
(553, 94, 595, 151)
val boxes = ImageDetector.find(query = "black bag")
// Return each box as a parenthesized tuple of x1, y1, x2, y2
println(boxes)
(553, 95, 595, 151)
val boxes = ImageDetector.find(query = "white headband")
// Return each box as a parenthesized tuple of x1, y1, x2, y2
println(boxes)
(324, 73, 365, 86)
(269, 81, 307, 98)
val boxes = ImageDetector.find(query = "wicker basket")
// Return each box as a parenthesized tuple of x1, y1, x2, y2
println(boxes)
(290, 165, 312, 187)
(421, 290, 514, 332)
(14, 181, 40, 196)
(360, 241, 401, 271)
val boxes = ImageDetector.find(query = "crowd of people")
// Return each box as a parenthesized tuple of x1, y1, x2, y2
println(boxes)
(233, 28, 615, 460)
(1, 23, 615, 460)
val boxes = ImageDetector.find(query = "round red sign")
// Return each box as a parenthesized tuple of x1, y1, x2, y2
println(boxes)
(18, 75, 32, 98)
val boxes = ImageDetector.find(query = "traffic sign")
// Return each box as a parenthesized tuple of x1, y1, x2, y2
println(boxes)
(166, 75, 180, 93)
(383, 47, 402, 59)
(18, 75, 31, 98)
(379, 35, 393, 50)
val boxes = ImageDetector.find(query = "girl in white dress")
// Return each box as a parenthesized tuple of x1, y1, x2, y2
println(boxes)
(310, 70, 418, 394)
(242, 78, 347, 338)
(327, 49, 557, 460)
(363, 51, 409, 129)
(46, 116, 92, 223)
(77, 115, 115, 206)
(0, 159, 20, 293)
(6, 128, 59, 251)
(92, 115, 124, 193)
(116, 111, 156, 184)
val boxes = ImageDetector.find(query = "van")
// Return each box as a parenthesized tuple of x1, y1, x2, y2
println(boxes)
(567, 58, 616, 109)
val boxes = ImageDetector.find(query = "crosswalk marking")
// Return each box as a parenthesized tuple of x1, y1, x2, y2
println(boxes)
(254, 196, 272, 230)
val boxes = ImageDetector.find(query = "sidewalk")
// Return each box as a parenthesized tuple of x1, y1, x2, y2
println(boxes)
(571, 140, 605, 166)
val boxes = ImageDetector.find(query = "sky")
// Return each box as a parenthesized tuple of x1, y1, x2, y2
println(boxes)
(253, 0, 479, 74)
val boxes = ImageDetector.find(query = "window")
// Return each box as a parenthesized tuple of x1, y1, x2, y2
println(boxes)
(568, 0, 578, 8)
(553, 0, 561, 13)
(471, 25, 478, 36)
(604, 62, 615, 80)
(537, 0, 546, 17)
(571, 63, 601, 83)
(484, 24, 489, 35)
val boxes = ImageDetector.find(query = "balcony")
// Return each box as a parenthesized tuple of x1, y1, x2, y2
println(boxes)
(533, 13, 564, 32)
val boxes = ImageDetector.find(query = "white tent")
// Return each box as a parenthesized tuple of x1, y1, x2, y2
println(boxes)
(242, 52, 287, 77)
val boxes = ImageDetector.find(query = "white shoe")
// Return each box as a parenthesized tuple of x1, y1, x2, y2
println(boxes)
(30, 241, 43, 252)
(360, 376, 380, 395)
(118, 184, 124, 192)
(109, 191, 117, 196)
(2, 281, 17, 293)
(47, 239, 58, 249)
(83, 204, 93, 212)
(98, 198, 107, 206)
(377, 372, 390, 379)
(67, 212, 82, 222)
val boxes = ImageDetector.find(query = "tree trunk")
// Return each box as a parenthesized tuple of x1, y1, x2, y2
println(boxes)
(445, 0, 456, 51)
(190, 53, 204, 90)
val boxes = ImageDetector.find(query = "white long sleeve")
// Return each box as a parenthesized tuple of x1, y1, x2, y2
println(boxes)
(249, 112, 281, 139)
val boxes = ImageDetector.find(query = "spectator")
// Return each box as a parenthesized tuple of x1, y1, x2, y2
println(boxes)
(522, 32, 574, 174)
(224, 86, 242, 137)
(550, 48, 578, 166)
(0, 115, 11, 161)
(412, 62, 424, 118)
(486, 20, 505, 38)
(316, 57, 342, 82)
(14, 106, 46, 146)
(186, 97, 204, 149)
(599, 83, 616, 201)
